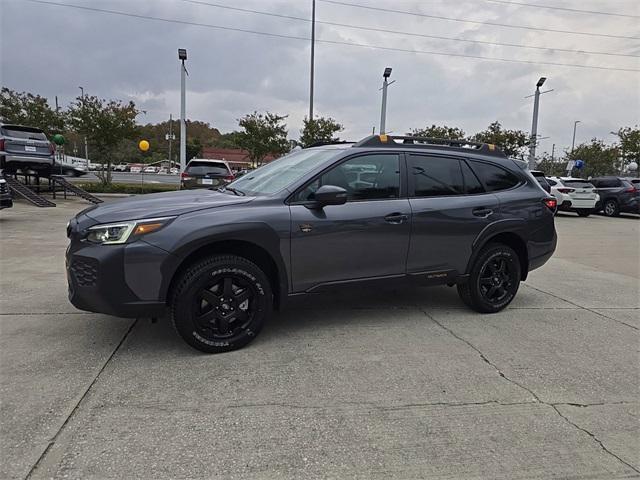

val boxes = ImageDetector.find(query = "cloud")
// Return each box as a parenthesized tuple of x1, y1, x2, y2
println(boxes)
(2, 0, 638, 153)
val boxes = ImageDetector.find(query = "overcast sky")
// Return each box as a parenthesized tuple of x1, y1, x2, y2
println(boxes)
(2, 0, 639, 155)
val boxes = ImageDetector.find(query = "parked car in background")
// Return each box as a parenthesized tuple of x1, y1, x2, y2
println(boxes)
(546, 177, 598, 217)
(0, 176, 13, 210)
(170, 167, 179, 175)
(112, 163, 129, 172)
(590, 176, 639, 217)
(129, 165, 142, 174)
(52, 162, 88, 177)
(530, 170, 551, 193)
(157, 167, 168, 174)
(0, 124, 55, 174)
(143, 166, 157, 174)
(66, 134, 557, 353)
(181, 159, 234, 189)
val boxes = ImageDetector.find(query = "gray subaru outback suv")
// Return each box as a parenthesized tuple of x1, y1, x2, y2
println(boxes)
(66, 135, 557, 353)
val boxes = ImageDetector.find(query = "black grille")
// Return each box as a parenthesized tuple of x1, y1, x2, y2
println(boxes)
(0, 181, 8, 195)
(70, 258, 99, 287)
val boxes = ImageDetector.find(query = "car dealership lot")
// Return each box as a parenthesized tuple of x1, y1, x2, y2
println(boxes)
(1, 200, 638, 479)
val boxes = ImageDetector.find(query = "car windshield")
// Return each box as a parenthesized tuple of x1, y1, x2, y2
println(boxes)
(186, 161, 228, 175)
(228, 148, 341, 195)
(1, 126, 47, 140)
(562, 180, 594, 188)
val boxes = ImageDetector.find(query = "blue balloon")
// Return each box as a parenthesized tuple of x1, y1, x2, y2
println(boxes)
(575, 159, 584, 169)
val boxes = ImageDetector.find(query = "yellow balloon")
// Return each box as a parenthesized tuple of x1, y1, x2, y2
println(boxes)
(138, 140, 150, 152)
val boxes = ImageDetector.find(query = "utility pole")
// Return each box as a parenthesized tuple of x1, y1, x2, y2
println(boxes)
(178, 49, 188, 175)
(551, 143, 555, 162)
(79, 86, 89, 162)
(527, 77, 552, 169)
(380, 67, 394, 135)
(309, 0, 315, 121)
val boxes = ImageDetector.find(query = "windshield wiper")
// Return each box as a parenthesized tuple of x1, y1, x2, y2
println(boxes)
(216, 186, 245, 196)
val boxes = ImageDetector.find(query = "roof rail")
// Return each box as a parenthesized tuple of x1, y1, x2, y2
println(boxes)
(305, 140, 355, 148)
(353, 134, 507, 158)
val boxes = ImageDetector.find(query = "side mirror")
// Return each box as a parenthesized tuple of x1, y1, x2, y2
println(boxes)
(309, 185, 348, 208)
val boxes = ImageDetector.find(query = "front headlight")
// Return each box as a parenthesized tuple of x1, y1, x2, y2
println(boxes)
(86, 217, 175, 245)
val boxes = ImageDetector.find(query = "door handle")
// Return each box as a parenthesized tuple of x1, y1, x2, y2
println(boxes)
(384, 212, 408, 224)
(472, 207, 493, 218)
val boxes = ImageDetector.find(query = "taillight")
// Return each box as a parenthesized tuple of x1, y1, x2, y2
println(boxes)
(543, 197, 557, 211)
(49, 143, 55, 155)
(625, 186, 636, 193)
(180, 172, 191, 180)
(557, 188, 574, 194)
(224, 174, 235, 182)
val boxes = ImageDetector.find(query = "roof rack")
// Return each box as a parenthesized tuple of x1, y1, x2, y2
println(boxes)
(352, 135, 507, 158)
(305, 140, 355, 148)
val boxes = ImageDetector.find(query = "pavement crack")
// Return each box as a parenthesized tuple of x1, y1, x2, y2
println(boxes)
(422, 309, 640, 475)
(550, 404, 640, 475)
(525, 284, 639, 331)
(24, 318, 138, 479)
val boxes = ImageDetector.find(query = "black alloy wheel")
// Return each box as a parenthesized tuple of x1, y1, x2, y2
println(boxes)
(171, 255, 272, 353)
(457, 244, 521, 313)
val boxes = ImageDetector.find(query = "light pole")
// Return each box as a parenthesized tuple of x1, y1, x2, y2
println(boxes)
(527, 77, 552, 169)
(571, 120, 581, 154)
(380, 67, 394, 135)
(78, 86, 89, 162)
(309, 0, 315, 121)
(178, 49, 188, 175)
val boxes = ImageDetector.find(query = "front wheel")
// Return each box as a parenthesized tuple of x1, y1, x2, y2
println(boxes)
(170, 255, 273, 353)
(576, 209, 591, 217)
(457, 244, 521, 313)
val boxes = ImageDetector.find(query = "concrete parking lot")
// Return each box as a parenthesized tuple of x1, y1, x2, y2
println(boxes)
(1, 199, 638, 479)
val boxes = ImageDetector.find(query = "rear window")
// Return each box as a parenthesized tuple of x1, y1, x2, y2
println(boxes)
(593, 178, 621, 188)
(469, 160, 521, 192)
(1, 126, 47, 141)
(186, 161, 229, 175)
(561, 180, 594, 188)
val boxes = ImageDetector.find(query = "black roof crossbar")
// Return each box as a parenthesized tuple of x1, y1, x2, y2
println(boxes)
(353, 134, 507, 158)
(305, 140, 355, 148)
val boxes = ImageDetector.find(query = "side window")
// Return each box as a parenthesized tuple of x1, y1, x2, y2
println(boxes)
(409, 155, 464, 197)
(460, 160, 485, 194)
(294, 154, 400, 202)
(469, 160, 521, 192)
(547, 178, 557, 186)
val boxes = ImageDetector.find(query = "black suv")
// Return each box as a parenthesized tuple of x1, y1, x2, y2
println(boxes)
(590, 176, 639, 216)
(66, 135, 557, 353)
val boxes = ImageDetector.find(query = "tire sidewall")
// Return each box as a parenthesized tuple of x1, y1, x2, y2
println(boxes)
(604, 200, 618, 217)
(173, 257, 272, 353)
(469, 245, 521, 313)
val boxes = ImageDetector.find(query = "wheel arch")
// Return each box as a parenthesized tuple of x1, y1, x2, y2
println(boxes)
(467, 222, 529, 281)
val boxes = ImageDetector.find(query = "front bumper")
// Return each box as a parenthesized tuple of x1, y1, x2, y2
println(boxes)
(66, 232, 172, 318)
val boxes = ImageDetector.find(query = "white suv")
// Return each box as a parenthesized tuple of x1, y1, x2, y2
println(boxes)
(546, 177, 599, 217)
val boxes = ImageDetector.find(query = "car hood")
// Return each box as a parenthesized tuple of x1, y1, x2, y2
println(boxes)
(82, 189, 254, 224)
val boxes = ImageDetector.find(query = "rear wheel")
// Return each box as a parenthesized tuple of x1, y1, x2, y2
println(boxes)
(576, 209, 591, 217)
(603, 199, 619, 217)
(171, 255, 272, 353)
(457, 244, 521, 313)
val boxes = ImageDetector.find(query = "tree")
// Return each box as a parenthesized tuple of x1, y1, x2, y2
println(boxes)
(299, 116, 343, 147)
(210, 131, 243, 149)
(471, 121, 529, 158)
(616, 126, 640, 168)
(67, 95, 139, 184)
(568, 139, 620, 178)
(409, 124, 465, 140)
(236, 111, 289, 165)
(0, 87, 65, 135)
(536, 153, 566, 176)
(186, 138, 202, 160)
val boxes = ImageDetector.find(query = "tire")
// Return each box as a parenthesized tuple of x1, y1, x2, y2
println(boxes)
(576, 210, 591, 217)
(170, 255, 273, 353)
(603, 199, 620, 217)
(457, 243, 521, 313)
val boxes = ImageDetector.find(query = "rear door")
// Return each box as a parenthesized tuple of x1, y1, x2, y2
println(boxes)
(185, 160, 230, 188)
(406, 154, 499, 277)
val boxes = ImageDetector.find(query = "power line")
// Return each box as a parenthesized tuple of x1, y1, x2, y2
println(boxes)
(318, 0, 640, 40)
(24, 0, 640, 73)
(183, 0, 640, 59)
(484, 0, 640, 19)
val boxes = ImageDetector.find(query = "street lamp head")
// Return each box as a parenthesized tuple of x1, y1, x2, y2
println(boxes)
(178, 48, 187, 61)
(383, 67, 392, 78)
(536, 77, 546, 88)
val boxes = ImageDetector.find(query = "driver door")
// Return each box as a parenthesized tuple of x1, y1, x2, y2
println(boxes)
(289, 153, 411, 292)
